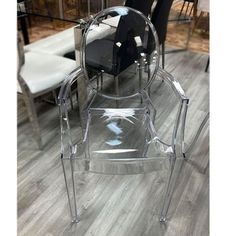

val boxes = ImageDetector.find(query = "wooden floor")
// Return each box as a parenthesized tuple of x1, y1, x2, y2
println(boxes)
(17, 51, 209, 236)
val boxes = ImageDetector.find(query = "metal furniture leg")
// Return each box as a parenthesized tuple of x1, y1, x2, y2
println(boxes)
(114, 75, 119, 107)
(22, 94, 42, 149)
(178, 1, 186, 19)
(161, 43, 165, 69)
(205, 57, 209, 72)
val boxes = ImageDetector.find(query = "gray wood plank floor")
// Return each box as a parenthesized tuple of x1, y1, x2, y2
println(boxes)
(17, 51, 209, 236)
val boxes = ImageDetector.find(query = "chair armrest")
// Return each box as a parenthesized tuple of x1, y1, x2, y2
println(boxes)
(157, 67, 188, 101)
(58, 67, 84, 157)
(58, 67, 83, 103)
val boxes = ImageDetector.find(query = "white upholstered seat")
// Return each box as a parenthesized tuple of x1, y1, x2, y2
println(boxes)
(24, 28, 75, 56)
(24, 24, 112, 57)
(102, 15, 121, 28)
(18, 51, 77, 94)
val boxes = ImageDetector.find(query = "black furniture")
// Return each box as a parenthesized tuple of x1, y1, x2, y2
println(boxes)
(178, 0, 196, 19)
(151, 0, 174, 69)
(205, 57, 209, 72)
(17, 0, 30, 45)
(125, 0, 154, 17)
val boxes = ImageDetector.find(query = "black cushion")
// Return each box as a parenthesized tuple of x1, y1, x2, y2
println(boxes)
(86, 39, 114, 73)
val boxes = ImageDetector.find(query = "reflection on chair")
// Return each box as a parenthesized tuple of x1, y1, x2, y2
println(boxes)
(17, 36, 77, 148)
(58, 7, 189, 224)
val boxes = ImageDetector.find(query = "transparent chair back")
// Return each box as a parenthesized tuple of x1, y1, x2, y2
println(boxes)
(58, 6, 189, 223)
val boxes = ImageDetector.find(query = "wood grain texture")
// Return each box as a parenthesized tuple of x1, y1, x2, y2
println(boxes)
(18, 51, 209, 236)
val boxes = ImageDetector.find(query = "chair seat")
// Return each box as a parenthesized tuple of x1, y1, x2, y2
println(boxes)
(86, 39, 114, 73)
(18, 51, 77, 94)
(24, 24, 112, 57)
(24, 28, 75, 56)
(102, 15, 121, 27)
(86, 23, 112, 44)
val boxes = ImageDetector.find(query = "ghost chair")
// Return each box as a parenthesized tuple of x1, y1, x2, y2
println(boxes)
(58, 6, 189, 224)
(17, 37, 77, 148)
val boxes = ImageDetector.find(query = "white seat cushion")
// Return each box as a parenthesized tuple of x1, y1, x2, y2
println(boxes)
(24, 24, 112, 57)
(18, 51, 77, 94)
(102, 15, 121, 28)
(24, 28, 75, 56)
(86, 23, 113, 44)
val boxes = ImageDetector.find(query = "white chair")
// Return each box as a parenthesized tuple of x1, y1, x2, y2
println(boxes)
(18, 38, 77, 148)
(24, 27, 75, 56)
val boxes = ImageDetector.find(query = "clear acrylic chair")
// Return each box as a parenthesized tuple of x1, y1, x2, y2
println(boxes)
(58, 6, 189, 224)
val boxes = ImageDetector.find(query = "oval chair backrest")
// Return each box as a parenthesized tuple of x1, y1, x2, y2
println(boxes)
(81, 6, 160, 99)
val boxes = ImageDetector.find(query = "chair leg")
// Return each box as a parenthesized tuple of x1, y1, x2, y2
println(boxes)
(205, 57, 210, 72)
(69, 88, 74, 110)
(52, 90, 58, 104)
(189, 4, 194, 16)
(61, 156, 79, 223)
(178, 1, 186, 19)
(161, 43, 165, 69)
(160, 155, 183, 223)
(184, 2, 190, 18)
(22, 94, 42, 149)
(101, 70, 104, 90)
(194, 11, 204, 30)
(114, 75, 119, 107)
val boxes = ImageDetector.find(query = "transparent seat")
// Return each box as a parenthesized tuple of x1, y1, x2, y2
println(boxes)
(58, 6, 189, 224)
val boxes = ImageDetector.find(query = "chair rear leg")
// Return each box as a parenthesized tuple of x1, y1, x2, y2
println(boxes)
(178, 1, 186, 19)
(161, 43, 165, 69)
(101, 70, 104, 90)
(184, 2, 190, 18)
(205, 57, 210, 72)
(114, 75, 119, 107)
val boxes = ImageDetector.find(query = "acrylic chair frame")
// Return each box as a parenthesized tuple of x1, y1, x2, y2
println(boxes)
(58, 7, 189, 224)
(58, 69, 189, 224)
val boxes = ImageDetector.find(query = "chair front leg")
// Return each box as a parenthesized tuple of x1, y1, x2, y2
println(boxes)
(61, 156, 79, 223)
(160, 155, 184, 223)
